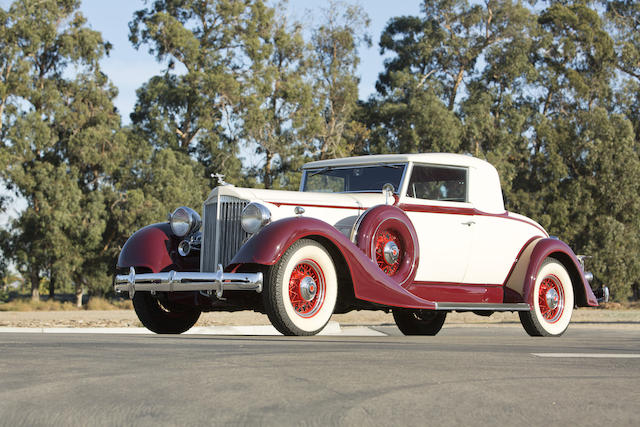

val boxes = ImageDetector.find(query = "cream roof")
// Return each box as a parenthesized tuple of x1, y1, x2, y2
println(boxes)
(303, 153, 491, 170)
(303, 153, 505, 214)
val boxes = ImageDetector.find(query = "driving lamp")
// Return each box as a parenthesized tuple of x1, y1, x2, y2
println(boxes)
(241, 203, 271, 234)
(169, 206, 201, 237)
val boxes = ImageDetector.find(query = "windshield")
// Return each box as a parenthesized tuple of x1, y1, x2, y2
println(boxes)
(302, 163, 406, 193)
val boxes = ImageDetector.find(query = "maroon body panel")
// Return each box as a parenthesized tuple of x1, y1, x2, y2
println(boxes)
(408, 283, 503, 304)
(117, 223, 177, 273)
(518, 238, 598, 307)
(230, 217, 437, 309)
(353, 205, 419, 288)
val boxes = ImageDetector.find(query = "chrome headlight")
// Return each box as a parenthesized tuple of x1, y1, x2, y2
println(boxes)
(169, 206, 201, 237)
(241, 202, 271, 234)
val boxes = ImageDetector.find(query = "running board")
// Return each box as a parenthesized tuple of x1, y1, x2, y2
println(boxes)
(434, 302, 530, 311)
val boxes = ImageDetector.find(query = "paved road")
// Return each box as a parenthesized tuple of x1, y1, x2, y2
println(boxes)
(1, 326, 638, 426)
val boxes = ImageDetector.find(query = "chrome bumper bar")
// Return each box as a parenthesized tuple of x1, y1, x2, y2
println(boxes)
(114, 266, 262, 299)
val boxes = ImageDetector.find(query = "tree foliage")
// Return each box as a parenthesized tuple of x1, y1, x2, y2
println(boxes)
(0, 0, 122, 301)
(310, 1, 371, 160)
(1, 0, 640, 301)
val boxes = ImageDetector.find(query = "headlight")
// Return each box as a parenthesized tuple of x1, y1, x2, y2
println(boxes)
(241, 203, 271, 234)
(169, 206, 201, 237)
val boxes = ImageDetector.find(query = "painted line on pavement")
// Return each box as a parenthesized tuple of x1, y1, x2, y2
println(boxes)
(532, 353, 640, 359)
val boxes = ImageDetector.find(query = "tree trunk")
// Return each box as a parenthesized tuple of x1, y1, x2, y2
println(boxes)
(49, 275, 55, 300)
(75, 283, 83, 308)
(448, 67, 465, 111)
(264, 151, 273, 189)
(30, 272, 40, 302)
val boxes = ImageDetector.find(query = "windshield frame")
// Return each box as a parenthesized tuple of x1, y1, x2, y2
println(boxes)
(300, 163, 408, 194)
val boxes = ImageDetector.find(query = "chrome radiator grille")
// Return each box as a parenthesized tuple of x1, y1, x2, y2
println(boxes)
(201, 196, 250, 272)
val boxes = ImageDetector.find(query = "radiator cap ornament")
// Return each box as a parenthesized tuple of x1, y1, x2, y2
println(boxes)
(211, 173, 231, 186)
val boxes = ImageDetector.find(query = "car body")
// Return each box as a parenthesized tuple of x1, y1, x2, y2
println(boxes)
(115, 153, 598, 336)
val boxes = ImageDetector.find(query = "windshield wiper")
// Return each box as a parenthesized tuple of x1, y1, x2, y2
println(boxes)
(378, 163, 403, 169)
(308, 167, 331, 177)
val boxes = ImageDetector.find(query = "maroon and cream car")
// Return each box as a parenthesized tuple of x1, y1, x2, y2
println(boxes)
(115, 153, 598, 336)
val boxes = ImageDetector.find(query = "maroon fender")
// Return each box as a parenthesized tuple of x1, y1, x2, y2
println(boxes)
(522, 238, 598, 307)
(117, 223, 177, 273)
(230, 217, 436, 309)
(353, 205, 419, 288)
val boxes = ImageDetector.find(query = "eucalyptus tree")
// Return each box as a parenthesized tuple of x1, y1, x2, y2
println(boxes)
(0, 0, 122, 301)
(309, 1, 371, 160)
(604, 1, 640, 140)
(238, 2, 320, 190)
(129, 0, 253, 189)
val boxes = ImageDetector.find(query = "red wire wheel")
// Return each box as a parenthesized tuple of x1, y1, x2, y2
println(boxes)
(519, 258, 574, 337)
(288, 259, 325, 318)
(263, 239, 338, 336)
(353, 205, 419, 287)
(538, 274, 564, 323)
(374, 228, 403, 276)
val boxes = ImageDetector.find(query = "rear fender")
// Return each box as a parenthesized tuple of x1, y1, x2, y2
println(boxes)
(230, 217, 436, 309)
(504, 238, 597, 307)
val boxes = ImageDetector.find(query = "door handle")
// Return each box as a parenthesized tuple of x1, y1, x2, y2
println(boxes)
(461, 221, 475, 227)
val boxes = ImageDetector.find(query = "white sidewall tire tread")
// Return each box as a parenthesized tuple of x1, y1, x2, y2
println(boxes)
(522, 258, 574, 337)
(265, 239, 338, 335)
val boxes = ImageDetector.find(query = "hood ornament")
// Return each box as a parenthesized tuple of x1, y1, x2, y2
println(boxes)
(211, 173, 230, 186)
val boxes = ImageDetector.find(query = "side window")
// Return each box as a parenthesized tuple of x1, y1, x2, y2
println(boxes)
(406, 165, 467, 202)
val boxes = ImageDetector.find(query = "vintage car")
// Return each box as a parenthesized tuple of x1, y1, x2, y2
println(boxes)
(115, 153, 598, 336)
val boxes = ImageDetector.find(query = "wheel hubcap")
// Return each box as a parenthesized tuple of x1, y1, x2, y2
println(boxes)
(538, 275, 564, 323)
(299, 276, 317, 302)
(289, 260, 325, 318)
(545, 288, 559, 310)
(383, 241, 400, 265)
(375, 229, 402, 276)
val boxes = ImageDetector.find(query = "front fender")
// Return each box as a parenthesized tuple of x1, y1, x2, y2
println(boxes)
(230, 217, 436, 309)
(117, 223, 178, 273)
(506, 238, 598, 307)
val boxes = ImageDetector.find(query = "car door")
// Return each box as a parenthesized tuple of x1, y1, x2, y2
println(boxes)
(401, 164, 473, 284)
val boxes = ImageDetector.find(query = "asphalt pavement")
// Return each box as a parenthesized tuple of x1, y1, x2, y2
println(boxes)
(1, 325, 638, 426)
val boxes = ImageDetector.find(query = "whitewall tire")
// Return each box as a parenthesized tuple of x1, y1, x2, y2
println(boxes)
(519, 258, 574, 337)
(263, 239, 338, 336)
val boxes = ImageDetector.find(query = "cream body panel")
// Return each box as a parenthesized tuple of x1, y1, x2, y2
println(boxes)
(404, 198, 474, 283)
(464, 213, 547, 285)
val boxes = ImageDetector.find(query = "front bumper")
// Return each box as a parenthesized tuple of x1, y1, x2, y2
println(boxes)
(114, 266, 263, 299)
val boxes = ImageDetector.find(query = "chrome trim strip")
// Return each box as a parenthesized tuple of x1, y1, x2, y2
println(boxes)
(214, 194, 221, 268)
(115, 266, 262, 299)
(434, 302, 530, 311)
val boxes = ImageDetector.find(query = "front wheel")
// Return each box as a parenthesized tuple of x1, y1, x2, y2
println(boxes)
(263, 239, 338, 336)
(133, 291, 201, 334)
(519, 258, 574, 337)
(392, 308, 447, 336)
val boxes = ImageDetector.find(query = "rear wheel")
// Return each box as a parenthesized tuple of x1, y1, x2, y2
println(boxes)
(392, 308, 447, 336)
(519, 258, 574, 337)
(133, 291, 201, 334)
(263, 239, 338, 336)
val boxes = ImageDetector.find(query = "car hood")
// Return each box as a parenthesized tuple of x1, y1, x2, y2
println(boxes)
(204, 185, 389, 223)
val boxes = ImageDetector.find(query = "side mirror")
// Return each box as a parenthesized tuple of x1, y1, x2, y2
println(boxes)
(382, 183, 395, 205)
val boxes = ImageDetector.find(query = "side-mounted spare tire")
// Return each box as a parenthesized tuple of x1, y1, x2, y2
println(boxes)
(352, 204, 419, 287)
